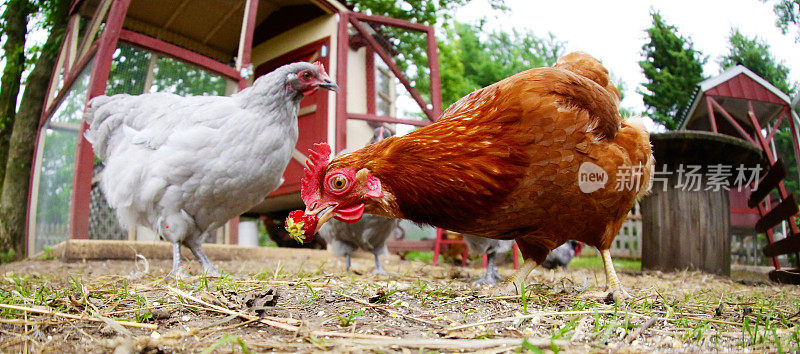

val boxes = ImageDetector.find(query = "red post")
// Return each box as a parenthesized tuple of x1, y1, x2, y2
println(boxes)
(348, 16, 434, 120)
(708, 96, 757, 146)
(227, 0, 259, 244)
(432, 228, 443, 265)
(512, 243, 519, 270)
(236, 0, 259, 91)
(765, 109, 785, 143)
(706, 97, 718, 133)
(787, 110, 800, 191)
(426, 28, 442, 118)
(69, 0, 131, 239)
(335, 12, 349, 152)
(365, 47, 375, 115)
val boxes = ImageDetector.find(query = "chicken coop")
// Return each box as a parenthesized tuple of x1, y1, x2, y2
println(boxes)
(25, 0, 443, 256)
(674, 65, 800, 283)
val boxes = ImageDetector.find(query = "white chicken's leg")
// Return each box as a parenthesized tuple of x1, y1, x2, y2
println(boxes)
(345, 254, 352, 272)
(474, 252, 502, 285)
(169, 242, 188, 279)
(371, 253, 387, 275)
(185, 236, 220, 277)
(600, 248, 631, 301)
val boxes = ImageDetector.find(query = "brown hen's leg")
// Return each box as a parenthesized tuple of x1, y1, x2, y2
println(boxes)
(491, 259, 538, 296)
(600, 248, 631, 302)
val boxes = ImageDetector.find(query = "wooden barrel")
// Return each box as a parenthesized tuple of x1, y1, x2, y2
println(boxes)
(641, 131, 767, 276)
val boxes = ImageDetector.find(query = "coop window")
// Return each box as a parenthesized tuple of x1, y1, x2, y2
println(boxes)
(30, 62, 94, 254)
(375, 56, 397, 117)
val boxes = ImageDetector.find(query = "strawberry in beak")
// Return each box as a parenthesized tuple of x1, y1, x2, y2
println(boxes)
(285, 210, 318, 243)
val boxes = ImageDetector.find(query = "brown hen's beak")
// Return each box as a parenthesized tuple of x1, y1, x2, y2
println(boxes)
(305, 203, 337, 234)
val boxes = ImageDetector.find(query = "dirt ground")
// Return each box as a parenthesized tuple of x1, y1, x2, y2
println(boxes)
(0, 250, 799, 353)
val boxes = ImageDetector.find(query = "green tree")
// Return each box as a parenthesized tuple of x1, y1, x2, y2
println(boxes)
(439, 21, 564, 106)
(0, 0, 32, 197)
(0, 0, 69, 258)
(639, 10, 706, 130)
(764, 0, 800, 42)
(718, 28, 796, 95)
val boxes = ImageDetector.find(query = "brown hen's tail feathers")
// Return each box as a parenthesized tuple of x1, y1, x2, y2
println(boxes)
(551, 52, 621, 141)
(622, 116, 655, 199)
(554, 51, 621, 101)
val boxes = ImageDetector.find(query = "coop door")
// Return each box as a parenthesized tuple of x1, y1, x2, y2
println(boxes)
(255, 38, 331, 197)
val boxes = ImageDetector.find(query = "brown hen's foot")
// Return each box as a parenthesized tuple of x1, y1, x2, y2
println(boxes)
(594, 248, 632, 303)
(581, 287, 632, 303)
(486, 259, 538, 296)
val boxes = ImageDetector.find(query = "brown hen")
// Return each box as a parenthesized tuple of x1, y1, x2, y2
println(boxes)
(298, 52, 653, 300)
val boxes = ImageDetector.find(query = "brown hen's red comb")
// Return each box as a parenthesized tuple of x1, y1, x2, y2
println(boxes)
(301, 142, 331, 207)
(312, 61, 328, 77)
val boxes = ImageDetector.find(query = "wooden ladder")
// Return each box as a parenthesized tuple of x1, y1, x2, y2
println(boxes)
(748, 159, 800, 284)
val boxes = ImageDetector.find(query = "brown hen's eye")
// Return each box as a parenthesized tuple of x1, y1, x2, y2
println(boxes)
(329, 175, 347, 190)
(302, 71, 313, 80)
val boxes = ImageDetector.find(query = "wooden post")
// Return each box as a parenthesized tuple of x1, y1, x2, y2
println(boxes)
(335, 12, 349, 152)
(69, 0, 131, 240)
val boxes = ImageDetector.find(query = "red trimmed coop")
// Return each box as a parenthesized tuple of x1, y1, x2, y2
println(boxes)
(25, 0, 443, 256)
(676, 65, 800, 283)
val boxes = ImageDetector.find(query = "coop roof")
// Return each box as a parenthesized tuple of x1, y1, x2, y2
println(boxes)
(678, 65, 792, 131)
(72, 0, 345, 63)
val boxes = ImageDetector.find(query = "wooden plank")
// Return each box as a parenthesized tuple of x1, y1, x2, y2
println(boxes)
(119, 30, 241, 81)
(755, 194, 798, 233)
(348, 113, 431, 127)
(763, 234, 800, 257)
(351, 12, 431, 33)
(768, 268, 800, 284)
(747, 160, 786, 208)
(386, 240, 435, 253)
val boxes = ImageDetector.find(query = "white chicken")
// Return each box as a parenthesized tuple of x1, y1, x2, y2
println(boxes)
(462, 235, 514, 285)
(85, 61, 337, 277)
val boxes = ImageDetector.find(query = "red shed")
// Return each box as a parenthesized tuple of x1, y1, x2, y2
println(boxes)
(678, 65, 800, 279)
(25, 0, 442, 256)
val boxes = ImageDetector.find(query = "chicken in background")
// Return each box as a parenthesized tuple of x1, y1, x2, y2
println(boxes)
(541, 240, 583, 270)
(318, 126, 398, 275)
(296, 52, 652, 301)
(462, 235, 514, 285)
(85, 62, 338, 278)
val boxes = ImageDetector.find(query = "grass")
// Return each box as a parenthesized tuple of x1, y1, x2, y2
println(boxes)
(400, 250, 641, 273)
(402, 251, 434, 263)
(568, 255, 641, 271)
(0, 254, 798, 352)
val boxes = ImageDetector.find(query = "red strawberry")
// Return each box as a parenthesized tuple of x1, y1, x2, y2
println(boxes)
(285, 210, 317, 243)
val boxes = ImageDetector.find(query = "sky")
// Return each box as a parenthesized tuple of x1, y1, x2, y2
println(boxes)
(454, 0, 800, 130)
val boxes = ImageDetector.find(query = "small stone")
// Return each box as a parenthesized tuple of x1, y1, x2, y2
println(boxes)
(99, 324, 116, 337)
(151, 308, 172, 320)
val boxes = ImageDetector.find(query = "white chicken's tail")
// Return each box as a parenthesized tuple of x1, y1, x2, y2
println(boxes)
(84, 94, 130, 160)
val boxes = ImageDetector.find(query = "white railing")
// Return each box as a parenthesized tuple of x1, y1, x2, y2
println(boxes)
(610, 203, 642, 258)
